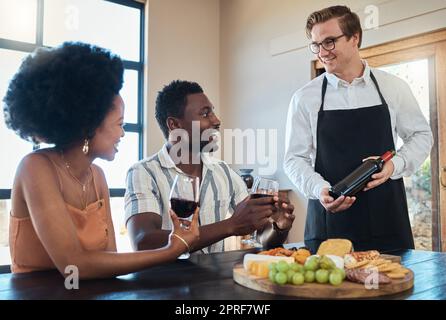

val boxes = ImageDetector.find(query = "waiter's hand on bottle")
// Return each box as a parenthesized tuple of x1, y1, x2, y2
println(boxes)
(319, 187, 356, 213)
(362, 156, 395, 191)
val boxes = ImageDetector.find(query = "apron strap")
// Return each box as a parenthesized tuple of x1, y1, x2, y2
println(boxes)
(369, 71, 388, 106)
(319, 76, 328, 112)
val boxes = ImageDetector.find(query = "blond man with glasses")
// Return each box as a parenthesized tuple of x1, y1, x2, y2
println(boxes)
(284, 6, 432, 253)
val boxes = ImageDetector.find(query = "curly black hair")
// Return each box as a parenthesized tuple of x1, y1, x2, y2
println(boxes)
(155, 80, 203, 139)
(2, 42, 124, 147)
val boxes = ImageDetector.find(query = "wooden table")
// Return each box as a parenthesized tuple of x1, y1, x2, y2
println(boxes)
(0, 249, 445, 300)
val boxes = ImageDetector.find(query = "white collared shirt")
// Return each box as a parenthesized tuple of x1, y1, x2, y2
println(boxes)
(284, 60, 433, 200)
(124, 144, 248, 253)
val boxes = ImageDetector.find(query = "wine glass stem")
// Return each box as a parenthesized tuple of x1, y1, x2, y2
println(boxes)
(252, 230, 257, 242)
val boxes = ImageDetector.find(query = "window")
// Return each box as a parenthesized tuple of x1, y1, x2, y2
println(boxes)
(379, 59, 432, 251)
(0, 0, 145, 264)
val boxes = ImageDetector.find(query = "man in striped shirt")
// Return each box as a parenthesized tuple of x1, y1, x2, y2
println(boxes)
(125, 80, 295, 253)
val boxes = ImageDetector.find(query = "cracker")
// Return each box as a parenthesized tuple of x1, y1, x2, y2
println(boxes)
(387, 272, 406, 279)
(379, 263, 402, 273)
(346, 259, 369, 269)
(360, 263, 374, 269)
(394, 267, 410, 275)
(368, 259, 387, 266)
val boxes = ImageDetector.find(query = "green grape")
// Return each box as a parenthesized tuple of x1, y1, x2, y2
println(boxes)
(329, 270, 343, 286)
(287, 270, 296, 283)
(304, 256, 319, 271)
(269, 270, 277, 283)
(275, 272, 288, 285)
(315, 269, 329, 284)
(290, 262, 305, 273)
(276, 261, 290, 273)
(269, 262, 277, 271)
(333, 267, 346, 280)
(289, 262, 299, 271)
(304, 270, 315, 283)
(319, 255, 336, 270)
(292, 272, 305, 285)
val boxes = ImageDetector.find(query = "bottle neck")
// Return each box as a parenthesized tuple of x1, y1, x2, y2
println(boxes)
(380, 150, 395, 163)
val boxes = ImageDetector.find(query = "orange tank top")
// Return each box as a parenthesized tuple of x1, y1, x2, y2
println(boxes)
(9, 156, 109, 273)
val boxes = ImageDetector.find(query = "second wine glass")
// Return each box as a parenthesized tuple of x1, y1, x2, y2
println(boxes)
(242, 177, 279, 248)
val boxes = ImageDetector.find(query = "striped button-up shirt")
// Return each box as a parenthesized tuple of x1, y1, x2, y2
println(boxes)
(125, 144, 249, 253)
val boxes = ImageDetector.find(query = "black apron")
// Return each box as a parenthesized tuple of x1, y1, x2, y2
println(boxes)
(304, 72, 414, 253)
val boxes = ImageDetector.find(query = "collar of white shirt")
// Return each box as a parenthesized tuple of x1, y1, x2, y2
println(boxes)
(325, 59, 373, 89)
(158, 143, 217, 172)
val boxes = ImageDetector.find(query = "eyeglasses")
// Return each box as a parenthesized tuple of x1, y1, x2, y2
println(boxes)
(309, 34, 345, 54)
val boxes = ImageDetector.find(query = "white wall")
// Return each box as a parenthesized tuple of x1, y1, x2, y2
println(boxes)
(219, 0, 446, 243)
(146, 0, 220, 155)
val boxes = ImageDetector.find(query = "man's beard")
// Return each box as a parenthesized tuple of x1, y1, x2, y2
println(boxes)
(199, 129, 220, 153)
(200, 139, 218, 153)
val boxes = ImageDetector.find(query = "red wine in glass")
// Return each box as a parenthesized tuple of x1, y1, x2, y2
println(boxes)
(170, 198, 198, 219)
(250, 193, 273, 200)
(169, 174, 200, 259)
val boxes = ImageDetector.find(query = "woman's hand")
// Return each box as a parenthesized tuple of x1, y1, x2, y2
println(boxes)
(169, 207, 200, 254)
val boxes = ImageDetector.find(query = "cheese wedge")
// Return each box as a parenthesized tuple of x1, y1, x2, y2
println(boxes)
(325, 254, 345, 270)
(243, 254, 294, 273)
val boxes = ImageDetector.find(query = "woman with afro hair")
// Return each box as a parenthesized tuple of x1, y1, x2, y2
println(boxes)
(3, 42, 199, 279)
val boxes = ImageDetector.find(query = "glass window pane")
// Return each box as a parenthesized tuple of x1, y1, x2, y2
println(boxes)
(0, 119, 32, 189)
(0, 0, 37, 43)
(0, 49, 34, 189)
(379, 59, 432, 251)
(43, 0, 140, 61)
(94, 132, 139, 189)
(379, 59, 430, 122)
(0, 199, 11, 266)
(0, 49, 28, 96)
(121, 70, 138, 124)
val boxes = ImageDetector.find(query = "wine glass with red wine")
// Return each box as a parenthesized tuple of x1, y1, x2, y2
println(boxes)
(169, 173, 200, 259)
(242, 177, 279, 248)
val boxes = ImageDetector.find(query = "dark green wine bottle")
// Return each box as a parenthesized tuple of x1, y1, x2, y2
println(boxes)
(329, 150, 396, 199)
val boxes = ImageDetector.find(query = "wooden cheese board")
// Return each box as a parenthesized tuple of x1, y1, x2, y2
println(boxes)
(233, 254, 414, 299)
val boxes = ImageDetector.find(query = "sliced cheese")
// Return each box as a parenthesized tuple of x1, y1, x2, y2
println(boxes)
(249, 261, 270, 277)
(243, 253, 294, 272)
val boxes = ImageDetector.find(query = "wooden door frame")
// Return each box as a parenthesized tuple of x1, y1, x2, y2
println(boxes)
(312, 28, 446, 251)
